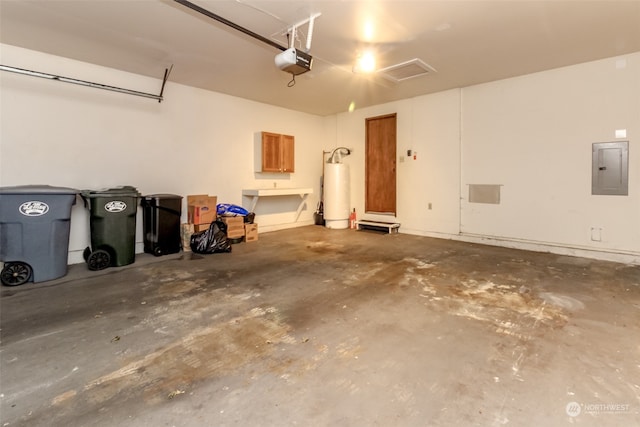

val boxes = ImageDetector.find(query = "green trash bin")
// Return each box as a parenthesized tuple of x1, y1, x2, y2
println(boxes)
(80, 186, 141, 271)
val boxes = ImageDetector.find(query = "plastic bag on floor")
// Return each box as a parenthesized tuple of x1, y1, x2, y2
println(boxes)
(190, 220, 232, 254)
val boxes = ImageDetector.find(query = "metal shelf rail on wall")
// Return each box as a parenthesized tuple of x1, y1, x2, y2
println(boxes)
(0, 64, 172, 102)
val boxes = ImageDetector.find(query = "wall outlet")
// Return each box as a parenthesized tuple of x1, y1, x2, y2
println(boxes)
(428, 203, 432, 210)
(590, 227, 602, 242)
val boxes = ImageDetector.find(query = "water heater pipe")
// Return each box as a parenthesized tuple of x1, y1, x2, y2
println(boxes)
(328, 147, 351, 163)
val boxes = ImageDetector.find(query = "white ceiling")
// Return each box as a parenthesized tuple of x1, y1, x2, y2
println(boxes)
(1, 0, 639, 116)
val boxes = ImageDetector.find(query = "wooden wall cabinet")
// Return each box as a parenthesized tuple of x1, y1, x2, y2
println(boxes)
(257, 131, 295, 173)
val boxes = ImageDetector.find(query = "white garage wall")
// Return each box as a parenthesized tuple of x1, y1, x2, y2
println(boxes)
(335, 53, 639, 264)
(460, 54, 639, 261)
(0, 44, 328, 264)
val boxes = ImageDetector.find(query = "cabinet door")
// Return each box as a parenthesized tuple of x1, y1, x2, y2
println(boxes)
(281, 134, 295, 173)
(261, 132, 282, 172)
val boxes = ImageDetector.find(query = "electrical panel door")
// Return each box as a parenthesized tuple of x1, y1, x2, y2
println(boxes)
(592, 141, 628, 196)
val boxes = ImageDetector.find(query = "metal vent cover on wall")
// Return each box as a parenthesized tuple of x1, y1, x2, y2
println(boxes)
(377, 58, 436, 82)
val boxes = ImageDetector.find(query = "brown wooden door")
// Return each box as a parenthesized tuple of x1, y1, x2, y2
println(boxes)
(365, 114, 396, 214)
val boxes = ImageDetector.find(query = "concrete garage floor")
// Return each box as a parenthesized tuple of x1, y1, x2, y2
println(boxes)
(1, 226, 639, 426)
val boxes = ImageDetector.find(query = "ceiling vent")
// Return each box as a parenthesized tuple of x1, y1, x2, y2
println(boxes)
(378, 58, 436, 82)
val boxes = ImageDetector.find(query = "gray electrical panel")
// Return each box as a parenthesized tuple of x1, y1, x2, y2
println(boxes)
(592, 141, 628, 196)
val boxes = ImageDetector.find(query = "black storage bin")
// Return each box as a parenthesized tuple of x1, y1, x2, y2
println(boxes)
(141, 194, 183, 256)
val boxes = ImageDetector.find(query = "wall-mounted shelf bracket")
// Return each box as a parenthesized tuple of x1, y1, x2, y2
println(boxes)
(0, 64, 173, 103)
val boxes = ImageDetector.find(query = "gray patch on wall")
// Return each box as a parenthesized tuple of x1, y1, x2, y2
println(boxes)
(469, 184, 501, 204)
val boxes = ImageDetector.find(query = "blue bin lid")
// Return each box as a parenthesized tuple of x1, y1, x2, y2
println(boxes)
(0, 185, 79, 195)
(81, 186, 141, 198)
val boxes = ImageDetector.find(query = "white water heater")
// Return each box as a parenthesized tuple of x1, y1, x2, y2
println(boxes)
(324, 162, 350, 229)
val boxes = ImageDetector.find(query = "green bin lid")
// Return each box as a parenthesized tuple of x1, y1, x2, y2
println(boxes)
(81, 186, 141, 198)
(0, 185, 79, 195)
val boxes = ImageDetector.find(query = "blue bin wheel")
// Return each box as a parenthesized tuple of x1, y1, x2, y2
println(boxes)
(83, 247, 92, 262)
(1, 262, 32, 286)
(153, 246, 163, 257)
(87, 250, 111, 271)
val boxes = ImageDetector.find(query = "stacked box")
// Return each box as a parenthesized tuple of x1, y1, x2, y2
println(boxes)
(245, 223, 258, 242)
(194, 223, 212, 232)
(221, 216, 244, 239)
(180, 223, 195, 251)
(187, 194, 217, 231)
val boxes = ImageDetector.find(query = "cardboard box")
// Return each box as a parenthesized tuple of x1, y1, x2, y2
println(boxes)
(187, 195, 217, 225)
(245, 223, 258, 242)
(188, 205, 217, 225)
(221, 216, 245, 239)
(187, 194, 212, 206)
(221, 216, 243, 223)
(221, 216, 244, 228)
(180, 223, 195, 251)
(227, 230, 245, 239)
(194, 223, 212, 232)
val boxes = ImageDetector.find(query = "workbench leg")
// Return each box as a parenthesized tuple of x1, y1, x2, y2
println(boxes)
(249, 196, 258, 212)
(295, 194, 309, 222)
